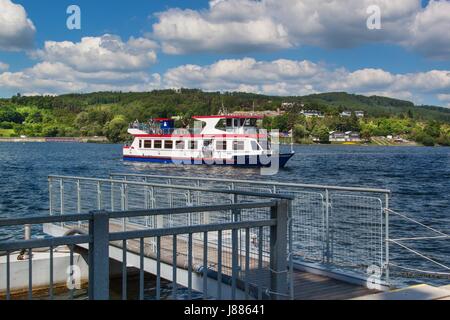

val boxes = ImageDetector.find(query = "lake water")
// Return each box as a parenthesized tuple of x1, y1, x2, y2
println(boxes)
(0, 143, 449, 290)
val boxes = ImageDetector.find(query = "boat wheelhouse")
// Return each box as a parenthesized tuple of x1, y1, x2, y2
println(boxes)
(123, 115, 295, 167)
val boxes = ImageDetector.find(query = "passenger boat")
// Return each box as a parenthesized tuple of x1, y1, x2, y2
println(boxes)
(123, 115, 295, 167)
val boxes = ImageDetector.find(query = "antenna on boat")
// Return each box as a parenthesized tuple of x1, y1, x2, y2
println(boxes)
(219, 96, 228, 115)
(290, 128, 294, 153)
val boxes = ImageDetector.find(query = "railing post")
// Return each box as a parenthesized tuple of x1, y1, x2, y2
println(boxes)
(231, 193, 242, 270)
(121, 183, 126, 231)
(144, 178, 149, 227)
(385, 194, 390, 286)
(270, 199, 289, 300)
(325, 189, 330, 263)
(77, 180, 82, 228)
(89, 211, 110, 300)
(111, 181, 115, 212)
(60, 179, 64, 216)
(48, 177, 53, 216)
(97, 181, 102, 210)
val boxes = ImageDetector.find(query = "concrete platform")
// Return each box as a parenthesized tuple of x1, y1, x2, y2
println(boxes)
(0, 249, 88, 297)
(354, 284, 450, 300)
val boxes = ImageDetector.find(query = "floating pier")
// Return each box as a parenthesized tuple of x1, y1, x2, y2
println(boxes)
(1, 174, 449, 300)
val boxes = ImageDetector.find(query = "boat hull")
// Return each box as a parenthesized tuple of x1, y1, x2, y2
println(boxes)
(123, 153, 295, 168)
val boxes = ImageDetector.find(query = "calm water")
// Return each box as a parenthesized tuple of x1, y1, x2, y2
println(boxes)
(0, 143, 449, 288)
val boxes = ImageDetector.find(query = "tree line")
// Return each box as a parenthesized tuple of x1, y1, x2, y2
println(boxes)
(0, 90, 449, 146)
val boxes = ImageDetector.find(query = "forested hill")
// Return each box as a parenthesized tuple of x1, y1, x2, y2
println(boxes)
(4, 90, 450, 121)
(0, 89, 449, 144)
(299, 92, 450, 121)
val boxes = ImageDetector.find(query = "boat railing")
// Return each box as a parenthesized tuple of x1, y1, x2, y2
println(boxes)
(109, 173, 392, 288)
(0, 199, 290, 300)
(129, 123, 178, 135)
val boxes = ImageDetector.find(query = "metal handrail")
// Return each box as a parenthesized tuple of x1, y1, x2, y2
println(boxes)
(110, 173, 392, 194)
(49, 175, 295, 201)
(108, 172, 391, 287)
(0, 200, 290, 300)
(0, 201, 279, 228)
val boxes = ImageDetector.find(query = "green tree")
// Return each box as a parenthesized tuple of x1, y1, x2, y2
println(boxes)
(312, 125, 330, 143)
(294, 124, 308, 140)
(0, 106, 24, 123)
(424, 121, 441, 138)
(105, 115, 128, 143)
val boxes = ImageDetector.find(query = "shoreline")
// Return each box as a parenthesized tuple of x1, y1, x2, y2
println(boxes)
(0, 136, 109, 143)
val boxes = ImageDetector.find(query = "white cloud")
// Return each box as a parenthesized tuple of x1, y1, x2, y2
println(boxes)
(0, 0, 36, 51)
(164, 58, 450, 105)
(152, 0, 450, 59)
(153, 1, 291, 54)
(0, 61, 9, 71)
(33, 35, 158, 72)
(0, 34, 161, 95)
(405, 0, 450, 59)
(0, 62, 162, 94)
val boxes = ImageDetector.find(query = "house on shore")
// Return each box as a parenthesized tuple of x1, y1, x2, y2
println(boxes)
(340, 111, 365, 118)
(340, 111, 352, 117)
(355, 111, 365, 118)
(329, 131, 362, 142)
(300, 110, 325, 118)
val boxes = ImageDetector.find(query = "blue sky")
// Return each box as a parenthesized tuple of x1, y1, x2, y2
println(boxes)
(1, 0, 450, 107)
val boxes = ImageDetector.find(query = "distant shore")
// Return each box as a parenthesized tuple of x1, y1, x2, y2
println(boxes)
(0, 136, 109, 143)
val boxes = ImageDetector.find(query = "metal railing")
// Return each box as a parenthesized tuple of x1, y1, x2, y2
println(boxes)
(386, 209, 450, 283)
(110, 173, 392, 286)
(0, 200, 290, 300)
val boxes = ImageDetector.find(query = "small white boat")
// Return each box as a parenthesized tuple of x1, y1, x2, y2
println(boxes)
(123, 115, 295, 168)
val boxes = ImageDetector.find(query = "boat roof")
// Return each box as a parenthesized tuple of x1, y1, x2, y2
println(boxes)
(192, 115, 264, 120)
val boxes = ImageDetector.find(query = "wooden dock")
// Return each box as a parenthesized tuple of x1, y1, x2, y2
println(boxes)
(61, 221, 379, 300)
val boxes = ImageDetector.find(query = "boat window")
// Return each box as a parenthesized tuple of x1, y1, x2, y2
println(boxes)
(144, 140, 152, 149)
(139, 140, 142, 148)
(203, 140, 213, 147)
(251, 141, 261, 151)
(226, 119, 233, 127)
(164, 140, 173, 150)
(189, 141, 198, 150)
(233, 141, 245, 151)
(244, 119, 257, 127)
(175, 141, 185, 150)
(217, 119, 226, 130)
(154, 140, 162, 149)
(216, 141, 227, 151)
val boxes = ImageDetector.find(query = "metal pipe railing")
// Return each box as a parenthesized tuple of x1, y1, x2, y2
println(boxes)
(110, 173, 392, 194)
(109, 172, 391, 287)
(49, 175, 295, 200)
(0, 200, 290, 300)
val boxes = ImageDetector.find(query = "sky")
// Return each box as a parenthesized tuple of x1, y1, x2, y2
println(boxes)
(0, 0, 450, 107)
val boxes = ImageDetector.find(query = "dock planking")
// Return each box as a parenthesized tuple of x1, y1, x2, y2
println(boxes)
(65, 220, 379, 300)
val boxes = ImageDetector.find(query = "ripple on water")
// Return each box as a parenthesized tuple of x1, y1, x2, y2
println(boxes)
(0, 143, 449, 287)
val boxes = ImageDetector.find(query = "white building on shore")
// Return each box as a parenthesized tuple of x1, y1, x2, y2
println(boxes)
(329, 131, 362, 142)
